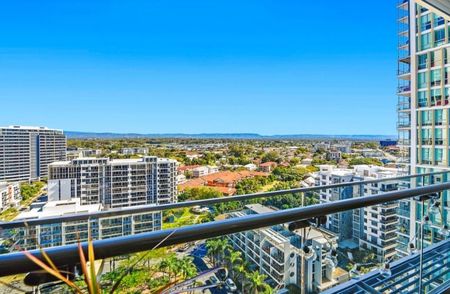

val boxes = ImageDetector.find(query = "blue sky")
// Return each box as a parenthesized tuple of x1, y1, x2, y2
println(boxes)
(0, 1, 397, 135)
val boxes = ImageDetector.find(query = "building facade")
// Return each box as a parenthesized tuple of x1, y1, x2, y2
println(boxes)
(396, 0, 450, 254)
(227, 204, 348, 293)
(0, 182, 21, 213)
(48, 156, 178, 207)
(14, 198, 162, 250)
(317, 165, 400, 261)
(0, 126, 67, 182)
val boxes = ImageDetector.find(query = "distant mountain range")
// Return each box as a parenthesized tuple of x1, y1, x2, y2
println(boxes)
(66, 131, 396, 141)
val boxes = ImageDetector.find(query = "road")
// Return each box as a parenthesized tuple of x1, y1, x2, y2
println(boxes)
(189, 243, 229, 294)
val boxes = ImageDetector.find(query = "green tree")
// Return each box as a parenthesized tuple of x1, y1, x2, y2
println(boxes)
(226, 250, 243, 278)
(349, 157, 383, 166)
(246, 271, 272, 294)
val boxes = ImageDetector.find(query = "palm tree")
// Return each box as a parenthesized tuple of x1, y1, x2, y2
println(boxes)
(206, 239, 220, 266)
(234, 261, 250, 292)
(179, 256, 197, 280)
(246, 271, 270, 294)
(226, 250, 243, 278)
(215, 238, 232, 266)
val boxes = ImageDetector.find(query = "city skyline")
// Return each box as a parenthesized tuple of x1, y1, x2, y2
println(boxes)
(0, 1, 397, 135)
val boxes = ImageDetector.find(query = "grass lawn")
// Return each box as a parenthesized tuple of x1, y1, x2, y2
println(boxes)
(163, 208, 208, 229)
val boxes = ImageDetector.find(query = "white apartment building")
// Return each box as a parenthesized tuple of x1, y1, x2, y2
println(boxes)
(48, 156, 178, 207)
(317, 165, 400, 262)
(0, 126, 67, 182)
(228, 204, 348, 293)
(0, 182, 21, 213)
(121, 147, 149, 156)
(14, 198, 162, 250)
(192, 166, 219, 178)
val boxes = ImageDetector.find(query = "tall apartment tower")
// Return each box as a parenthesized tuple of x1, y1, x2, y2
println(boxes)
(317, 165, 399, 262)
(0, 126, 67, 182)
(48, 156, 178, 207)
(397, 0, 450, 254)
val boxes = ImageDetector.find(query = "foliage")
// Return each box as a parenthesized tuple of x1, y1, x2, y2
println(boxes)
(235, 176, 273, 194)
(271, 166, 310, 182)
(177, 186, 223, 202)
(260, 182, 318, 210)
(261, 151, 281, 163)
(20, 181, 45, 202)
(349, 157, 383, 166)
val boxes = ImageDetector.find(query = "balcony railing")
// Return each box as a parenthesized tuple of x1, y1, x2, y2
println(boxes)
(1, 171, 450, 293)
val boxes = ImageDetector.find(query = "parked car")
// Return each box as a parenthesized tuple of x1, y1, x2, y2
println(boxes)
(209, 275, 219, 285)
(225, 278, 237, 292)
(217, 268, 228, 281)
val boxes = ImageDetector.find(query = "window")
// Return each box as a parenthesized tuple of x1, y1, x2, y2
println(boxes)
(418, 91, 428, 107)
(418, 54, 428, 69)
(418, 72, 427, 89)
(420, 14, 432, 31)
(435, 29, 445, 46)
(420, 33, 431, 50)
(431, 70, 441, 86)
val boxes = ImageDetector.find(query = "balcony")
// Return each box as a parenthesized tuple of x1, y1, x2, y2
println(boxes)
(397, 121, 411, 129)
(397, 85, 411, 96)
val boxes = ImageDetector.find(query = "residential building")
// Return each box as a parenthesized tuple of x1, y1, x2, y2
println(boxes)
(192, 166, 219, 178)
(326, 151, 342, 162)
(244, 163, 258, 171)
(330, 142, 353, 154)
(179, 170, 268, 196)
(14, 198, 162, 250)
(317, 165, 400, 261)
(47, 156, 178, 206)
(259, 162, 278, 173)
(0, 126, 67, 182)
(120, 147, 148, 156)
(396, 0, 450, 255)
(227, 204, 348, 292)
(66, 149, 103, 160)
(0, 182, 21, 213)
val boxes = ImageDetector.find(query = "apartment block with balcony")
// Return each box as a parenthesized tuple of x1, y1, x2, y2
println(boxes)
(0, 126, 67, 182)
(317, 165, 400, 261)
(14, 198, 162, 250)
(47, 156, 178, 207)
(396, 0, 450, 255)
(227, 204, 348, 293)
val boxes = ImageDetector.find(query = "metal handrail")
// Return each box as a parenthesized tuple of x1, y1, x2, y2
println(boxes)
(0, 181, 449, 277)
(0, 171, 446, 230)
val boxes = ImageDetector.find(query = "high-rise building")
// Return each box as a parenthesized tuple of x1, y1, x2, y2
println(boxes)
(48, 156, 178, 207)
(13, 156, 177, 250)
(396, 0, 450, 254)
(317, 165, 399, 261)
(0, 126, 67, 182)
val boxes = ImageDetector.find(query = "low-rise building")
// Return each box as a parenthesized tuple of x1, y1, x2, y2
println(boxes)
(0, 182, 21, 212)
(227, 204, 348, 292)
(179, 170, 268, 196)
(121, 147, 149, 156)
(192, 166, 219, 178)
(326, 151, 342, 162)
(244, 163, 258, 171)
(259, 162, 278, 173)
